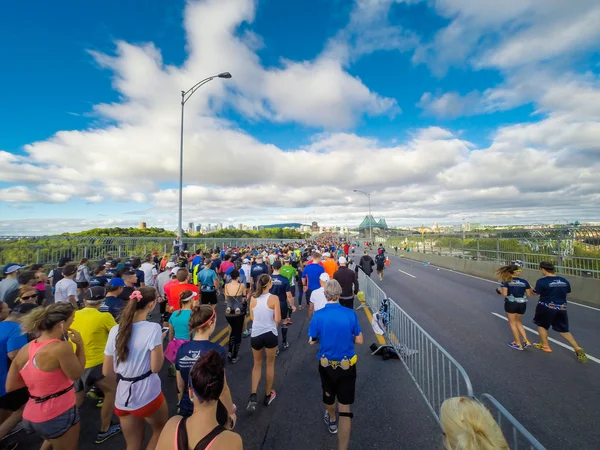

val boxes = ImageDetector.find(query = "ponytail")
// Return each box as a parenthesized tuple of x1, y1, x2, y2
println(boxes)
(189, 305, 216, 334)
(253, 274, 271, 299)
(496, 265, 520, 283)
(176, 290, 195, 317)
(115, 286, 157, 364)
(20, 303, 74, 334)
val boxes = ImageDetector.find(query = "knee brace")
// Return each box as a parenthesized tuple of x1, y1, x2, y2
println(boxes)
(339, 412, 353, 419)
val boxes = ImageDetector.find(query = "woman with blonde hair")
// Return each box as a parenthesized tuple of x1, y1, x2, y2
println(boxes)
(495, 264, 533, 350)
(441, 397, 509, 450)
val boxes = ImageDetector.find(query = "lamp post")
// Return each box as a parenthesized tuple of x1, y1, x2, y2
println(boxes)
(177, 72, 232, 236)
(353, 190, 372, 242)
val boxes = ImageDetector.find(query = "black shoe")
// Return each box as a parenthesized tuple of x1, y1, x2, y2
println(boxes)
(264, 390, 276, 406)
(247, 393, 257, 412)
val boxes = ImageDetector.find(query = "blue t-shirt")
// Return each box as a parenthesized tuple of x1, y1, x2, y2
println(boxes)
(169, 310, 192, 340)
(211, 259, 222, 272)
(175, 340, 227, 417)
(501, 277, 531, 301)
(0, 321, 28, 397)
(302, 263, 325, 291)
(133, 269, 145, 287)
(534, 276, 571, 305)
(308, 303, 361, 361)
(198, 268, 218, 292)
(191, 255, 203, 271)
(103, 295, 125, 319)
(270, 274, 290, 304)
(251, 263, 269, 285)
(89, 275, 109, 288)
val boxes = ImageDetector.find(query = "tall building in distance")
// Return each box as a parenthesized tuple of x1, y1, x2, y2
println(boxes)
(186, 222, 194, 233)
(207, 223, 212, 232)
(138, 222, 147, 229)
(238, 223, 243, 230)
(195, 225, 201, 232)
(217, 222, 223, 231)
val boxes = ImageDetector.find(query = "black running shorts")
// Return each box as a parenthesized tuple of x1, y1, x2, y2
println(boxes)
(201, 290, 218, 305)
(533, 303, 569, 333)
(318, 364, 357, 406)
(504, 302, 526, 315)
(251, 331, 278, 350)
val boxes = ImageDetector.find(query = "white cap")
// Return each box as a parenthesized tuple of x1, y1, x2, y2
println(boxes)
(170, 267, 180, 275)
(319, 272, 330, 282)
(243, 258, 250, 263)
(338, 257, 347, 265)
(323, 252, 331, 258)
(166, 261, 176, 268)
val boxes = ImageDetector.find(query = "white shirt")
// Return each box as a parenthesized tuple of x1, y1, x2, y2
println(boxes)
(140, 262, 158, 286)
(104, 321, 162, 410)
(251, 293, 278, 337)
(54, 278, 77, 303)
(310, 287, 327, 312)
(241, 264, 251, 284)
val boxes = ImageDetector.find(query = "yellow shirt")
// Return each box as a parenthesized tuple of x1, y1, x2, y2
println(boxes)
(71, 307, 117, 368)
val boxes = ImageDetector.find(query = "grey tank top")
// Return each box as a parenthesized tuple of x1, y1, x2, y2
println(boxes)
(225, 284, 245, 314)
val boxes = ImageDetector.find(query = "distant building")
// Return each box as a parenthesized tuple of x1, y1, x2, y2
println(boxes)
(217, 222, 223, 231)
(311, 221, 319, 233)
(195, 225, 201, 232)
(207, 223, 212, 232)
(238, 223, 244, 230)
(138, 222, 147, 229)
(453, 224, 462, 232)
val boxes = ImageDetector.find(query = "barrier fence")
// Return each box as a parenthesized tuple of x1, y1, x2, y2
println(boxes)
(0, 236, 300, 267)
(356, 268, 546, 449)
(386, 226, 600, 279)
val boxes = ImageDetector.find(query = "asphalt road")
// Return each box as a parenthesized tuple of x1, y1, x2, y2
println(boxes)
(373, 251, 600, 450)
(18, 295, 439, 450)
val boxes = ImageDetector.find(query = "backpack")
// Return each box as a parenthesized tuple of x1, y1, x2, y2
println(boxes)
(289, 252, 298, 263)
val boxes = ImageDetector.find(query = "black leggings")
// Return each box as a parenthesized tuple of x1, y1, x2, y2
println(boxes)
(225, 314, 245, 358)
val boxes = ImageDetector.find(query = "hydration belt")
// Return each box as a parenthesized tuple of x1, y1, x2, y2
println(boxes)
(505, 296, 527, 303)
(31, 384, 74, 404)
(320, 354, 358, 370)
(538, 301, 566, 311)
(117, 370, 153, 407)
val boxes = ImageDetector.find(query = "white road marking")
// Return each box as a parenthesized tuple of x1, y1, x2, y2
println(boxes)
(398, 269, 416, 278)
(491, 312, 600, 364)
(400, 258, 600, 313)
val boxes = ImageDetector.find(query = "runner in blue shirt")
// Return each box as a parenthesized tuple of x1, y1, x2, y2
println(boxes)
(531, 262, 587, 362)
(496, 264, 533, 350)
(302, 252, 325, 311)
(308, 279, 363, 447)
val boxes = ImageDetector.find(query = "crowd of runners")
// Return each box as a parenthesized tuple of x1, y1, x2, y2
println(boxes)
(0, 233, 587, 450)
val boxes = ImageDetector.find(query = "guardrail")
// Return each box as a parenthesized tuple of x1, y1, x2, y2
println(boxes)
(479, 394, 546, 450)
(386, 226, 600, 279)
(357, 268, 546, 448)
(0, 237, 301, 266)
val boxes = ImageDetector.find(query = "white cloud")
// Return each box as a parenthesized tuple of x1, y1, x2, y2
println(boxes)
(417, 91, 481, 118)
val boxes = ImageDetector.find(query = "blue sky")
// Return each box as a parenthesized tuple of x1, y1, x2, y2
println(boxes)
(1, 0, 600, 235)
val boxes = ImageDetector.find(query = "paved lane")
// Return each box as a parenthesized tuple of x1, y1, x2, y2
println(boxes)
(370, 252, 600, 450)
(19, 297, 439, 450)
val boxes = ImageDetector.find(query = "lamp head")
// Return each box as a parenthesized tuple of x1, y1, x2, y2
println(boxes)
(218, 72, 232, 79)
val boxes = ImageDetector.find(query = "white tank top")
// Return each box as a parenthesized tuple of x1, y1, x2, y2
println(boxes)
(251, 292, 278, 337)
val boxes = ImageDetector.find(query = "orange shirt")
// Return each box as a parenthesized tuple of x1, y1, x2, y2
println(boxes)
(322, 259, 338, 278)
(167, 283, 199, 310)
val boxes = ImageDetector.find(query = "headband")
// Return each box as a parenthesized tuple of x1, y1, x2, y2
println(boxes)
(199, 309, 216, 328)
(129, 290, 143, 302)
(181, 292, 197, 303)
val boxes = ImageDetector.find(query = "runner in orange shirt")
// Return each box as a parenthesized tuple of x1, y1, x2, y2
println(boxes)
(167, 268, 199, 311)
(322, 252, 338, 278)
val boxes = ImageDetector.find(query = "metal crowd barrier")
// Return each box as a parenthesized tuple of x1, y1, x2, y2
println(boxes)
(479, 394, 546, 450)
(358, 269, 546, 448)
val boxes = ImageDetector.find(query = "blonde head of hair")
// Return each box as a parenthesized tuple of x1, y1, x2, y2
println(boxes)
(441, 397, 509, 450)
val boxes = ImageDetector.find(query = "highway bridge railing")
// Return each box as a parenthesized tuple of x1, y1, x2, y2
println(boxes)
(387, 226, 600, 279)
(0, 236, 300, 267)
(357, 269, 546, 448)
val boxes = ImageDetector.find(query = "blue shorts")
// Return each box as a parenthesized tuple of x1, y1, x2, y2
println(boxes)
(23, 406, 80, 440)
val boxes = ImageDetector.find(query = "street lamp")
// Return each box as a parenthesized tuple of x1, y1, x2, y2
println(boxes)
(177, 72, 232, 236)
(353, 189, 372, 242)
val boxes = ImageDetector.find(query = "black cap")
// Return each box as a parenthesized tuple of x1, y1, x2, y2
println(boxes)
(84, 286, 106, 301)
(58, 257, 71, 266)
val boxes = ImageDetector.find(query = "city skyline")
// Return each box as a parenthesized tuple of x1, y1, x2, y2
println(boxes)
(2, 0, 600, 235)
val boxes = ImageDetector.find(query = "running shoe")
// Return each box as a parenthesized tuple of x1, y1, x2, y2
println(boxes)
(230, 356, 240, 364)
(508, 342, 523, 351)
(242, 329, 251, 338)
(324, 411, 338, 434)
(95, 424, 122, 444)
(96, 397, 104, 408)
(282, 341, 290, 349)
(276, 348, 280, 357)
(298, 305, 303, 310)
(521, 340, 532, 348)
(533, 343, 552, 353)
(247, 394, 257, 412)
(575, 348, 588, 364)
(87, 387, 102, 400)
(264, 390, 276, 406)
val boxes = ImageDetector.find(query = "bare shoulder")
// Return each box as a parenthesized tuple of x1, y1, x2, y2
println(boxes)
(13, 343, 31, 366)
(215, 431, 242, 450)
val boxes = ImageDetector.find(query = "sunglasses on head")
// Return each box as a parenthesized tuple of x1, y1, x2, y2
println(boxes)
(21, 294, 38, 300)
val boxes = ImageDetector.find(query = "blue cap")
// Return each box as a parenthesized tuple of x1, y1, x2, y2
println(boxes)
(108, 278, 126, 287)
(2, 264, 26, 275)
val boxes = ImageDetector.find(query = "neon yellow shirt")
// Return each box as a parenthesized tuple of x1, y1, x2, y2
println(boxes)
(71, 307, 117, 368)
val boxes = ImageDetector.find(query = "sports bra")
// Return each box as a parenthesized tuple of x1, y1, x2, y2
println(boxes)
(175, 417, 225, 450)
